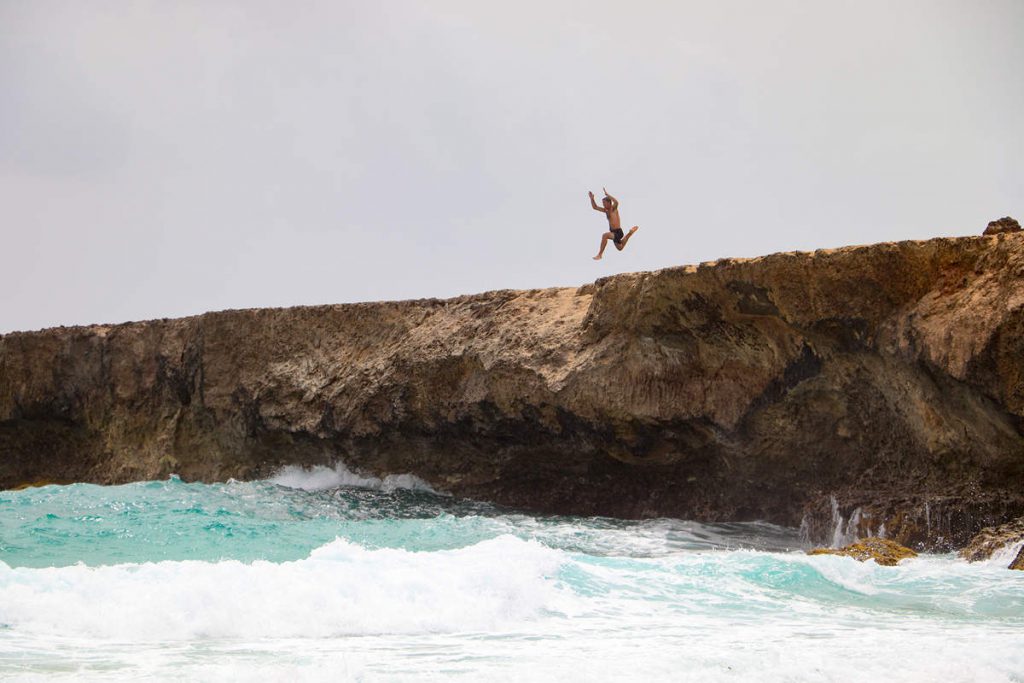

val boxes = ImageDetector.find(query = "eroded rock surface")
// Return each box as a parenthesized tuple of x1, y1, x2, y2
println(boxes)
(983, 216, 1021, 235)
(959, 517, 1024, 562)
(808, 538, 918, 566)
(2, 234, 1023, 549)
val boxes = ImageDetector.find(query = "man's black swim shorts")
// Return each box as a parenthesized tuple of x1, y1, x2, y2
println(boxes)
(612, 228, 624, 244)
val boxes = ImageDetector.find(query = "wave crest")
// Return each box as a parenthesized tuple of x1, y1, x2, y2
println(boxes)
(0, 535, 565, 640)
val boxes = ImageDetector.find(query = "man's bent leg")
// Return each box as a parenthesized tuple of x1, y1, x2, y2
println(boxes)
(593, 232, 613, 260)
(617, 226, 639, 250)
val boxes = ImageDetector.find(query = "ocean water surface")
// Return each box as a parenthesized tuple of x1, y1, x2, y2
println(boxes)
(1, 466, 1021, 682)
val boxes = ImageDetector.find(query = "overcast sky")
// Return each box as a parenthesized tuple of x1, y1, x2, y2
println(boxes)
(2, 0, 1021, 333)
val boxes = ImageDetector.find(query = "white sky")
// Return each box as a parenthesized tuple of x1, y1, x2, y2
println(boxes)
(2, 0, 1021, 333)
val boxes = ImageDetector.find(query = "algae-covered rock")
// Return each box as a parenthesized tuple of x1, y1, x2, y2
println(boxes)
(958, 517, 1024, 562)
(1010, 546, 1024, 571)
(9, 480, 56, 490)
(808, 537, 918, 566)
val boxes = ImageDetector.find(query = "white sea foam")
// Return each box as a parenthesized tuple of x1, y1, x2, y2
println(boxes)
(984, 539, 1024, 568)
(269, 461, 437, 493)
(0, 536, 565, 641)
(4, 478, 1024, 682)
(2, 544, 1023, 681)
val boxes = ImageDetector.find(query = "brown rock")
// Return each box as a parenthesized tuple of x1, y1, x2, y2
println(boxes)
(799, 494, 1022, 553)
(9, 479, 56, 490)
(983, 216, 1021, 235)
(959, 517, 1024, 562)
(808, 537, 918, 566)
(1, 234, 1024, 550)
(1010, 546, 1024, 571)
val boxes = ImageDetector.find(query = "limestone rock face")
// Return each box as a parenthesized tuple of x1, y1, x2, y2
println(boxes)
(2, 233, 1023, 550)
(983, 216, 1021, 235)
(959, 517, 1024, 561)
(808, 538, 918, 566)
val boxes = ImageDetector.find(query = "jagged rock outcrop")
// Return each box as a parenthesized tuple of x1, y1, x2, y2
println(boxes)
(959, 517, 1024, 562)
(2, 233, 1023, 549)
(1011, 546, 1024, 570)
(983, 216, 1021, 235)
(808, 538, 917, 566)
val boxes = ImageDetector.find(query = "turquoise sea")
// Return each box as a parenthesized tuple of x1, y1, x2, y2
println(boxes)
(1, 465, 1022, 681)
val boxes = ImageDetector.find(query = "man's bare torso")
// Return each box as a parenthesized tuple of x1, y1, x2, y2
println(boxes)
(605, 207, 621, 230)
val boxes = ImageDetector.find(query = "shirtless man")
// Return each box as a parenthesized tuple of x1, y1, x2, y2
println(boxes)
(589, 187, 638, 260)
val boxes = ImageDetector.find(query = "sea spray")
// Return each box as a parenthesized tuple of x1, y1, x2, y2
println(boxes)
(269, 462, 437, 493)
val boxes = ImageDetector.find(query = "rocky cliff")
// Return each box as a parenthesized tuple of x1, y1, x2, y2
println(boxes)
(3, 234, 1023, 549)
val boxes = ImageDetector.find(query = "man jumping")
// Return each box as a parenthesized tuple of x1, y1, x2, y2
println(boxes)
(589, 187, 638, 260)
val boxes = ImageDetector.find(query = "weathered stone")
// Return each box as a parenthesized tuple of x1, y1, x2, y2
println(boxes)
(808, 537, 918, 566)
(9, 480, 55, 490)
(1010, 546, 1024, 571)
(983, 216, 1021, 235)
(959, 517, 1024, 561)
(800, 494, 1022, 552)
(1, 234, 1023, 551)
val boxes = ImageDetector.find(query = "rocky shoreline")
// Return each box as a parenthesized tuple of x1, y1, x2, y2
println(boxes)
(2, 232, 1023, 551)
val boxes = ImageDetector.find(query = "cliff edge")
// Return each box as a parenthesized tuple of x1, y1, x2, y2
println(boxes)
(3, 233, 1023, 549)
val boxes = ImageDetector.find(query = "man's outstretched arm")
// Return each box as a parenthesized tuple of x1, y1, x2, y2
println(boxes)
(589, 190, 606, 212)
(603, 187, 619, 209)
